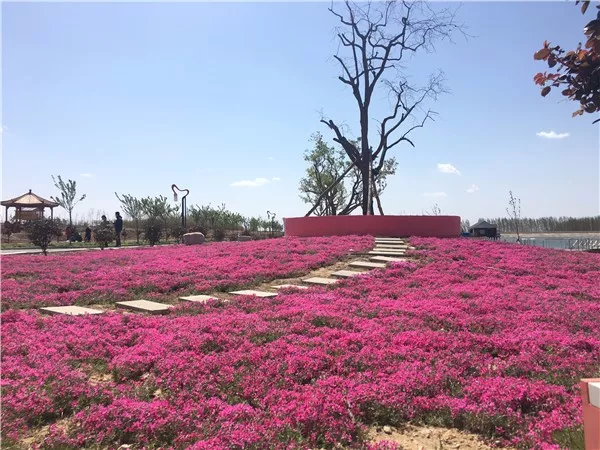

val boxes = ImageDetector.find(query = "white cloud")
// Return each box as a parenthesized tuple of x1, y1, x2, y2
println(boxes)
(268, 156, 274, 161)
(437, 163, 461, 176)
(466, 184, 479, 194)
(272, 177, 281, 182)
(422, 192, 447, 198)
(80, 173, 94, 178)
(536, 130, 569, 139)
(231, 177, 269, 188)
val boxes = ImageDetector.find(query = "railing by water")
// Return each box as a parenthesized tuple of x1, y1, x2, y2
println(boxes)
(513, 237, 600, 251)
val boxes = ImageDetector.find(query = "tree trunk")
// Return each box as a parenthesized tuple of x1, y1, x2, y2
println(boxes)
(361, 162, 370, 215)
(360, 106, 371, 215)
(372, 178, 384, 215)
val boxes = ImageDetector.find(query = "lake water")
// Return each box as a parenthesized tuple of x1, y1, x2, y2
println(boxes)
(501, 235, 600, 250)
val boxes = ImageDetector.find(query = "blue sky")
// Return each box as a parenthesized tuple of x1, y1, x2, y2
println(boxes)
(2, 1, 599, 224)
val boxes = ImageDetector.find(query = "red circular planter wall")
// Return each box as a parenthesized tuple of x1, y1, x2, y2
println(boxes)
(283, 215, 461, 238)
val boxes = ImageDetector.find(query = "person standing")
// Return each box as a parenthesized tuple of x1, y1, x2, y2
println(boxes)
(114, 212, 123, 247)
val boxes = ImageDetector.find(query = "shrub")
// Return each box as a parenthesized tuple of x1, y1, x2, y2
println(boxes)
(170, 225, 185, 244)
(144, 219, 162, 246)
(213, 228, 226, 242)
(95, 223, 115, 249)
(1, 221, 21, 243)
(24, 219, 60, 255)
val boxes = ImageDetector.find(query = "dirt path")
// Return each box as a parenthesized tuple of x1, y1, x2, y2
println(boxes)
(368, 424, 513, 450)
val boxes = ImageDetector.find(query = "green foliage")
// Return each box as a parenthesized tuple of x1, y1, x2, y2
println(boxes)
(213, 228, 226, 241)
(144, 219, 162, 246)
(115, 193, 143, 244)
(95, 219, 115, 249)
(299, 133, 348, 216)
(552, 427, 585, 450)
(51, 175, 86, 227)
(24, 219, 61, 255)
(299, 132, 397, 215)
(140, 195, 176, 242)
(1, 221, 21, 243)
(140, 195, 171, 220)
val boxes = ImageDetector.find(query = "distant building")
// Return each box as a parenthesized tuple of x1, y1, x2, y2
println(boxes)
(1, 189, 59, 222)
(469, 220, 498, 238)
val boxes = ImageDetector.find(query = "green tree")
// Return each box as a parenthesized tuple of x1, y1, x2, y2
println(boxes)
(115, 193, 143, 243)
(141, 196, 173, 242)
(25, 219, 60, 255)
(299, 133, 348, 216)
(300, 133, 397, 215)
(51, 175, 86, 230)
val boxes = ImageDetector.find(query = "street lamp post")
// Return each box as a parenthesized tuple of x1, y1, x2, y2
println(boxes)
(171, 184, 190, 230)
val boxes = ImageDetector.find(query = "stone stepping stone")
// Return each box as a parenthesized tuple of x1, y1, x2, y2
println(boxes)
(179, 294, 219, 303)
(373, 247, 408, 252)
(116, 300, 171, 315)
(369, 250, 407, 257)
(332, 270, 368, 278)
(303, 277, 338, 286)
(370, 255, 411, 263)
(349, 261, 387, 269)
(375, 243, 408, 248)
(229, 289, 278, 298)
(375, 238, 406, 243)
(272, 284, 309, 290)
(40, 306, 104, 316)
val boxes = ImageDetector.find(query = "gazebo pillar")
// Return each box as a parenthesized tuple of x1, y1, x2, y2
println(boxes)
(51, 207, 54, 220)
(5, 206, 8, 223)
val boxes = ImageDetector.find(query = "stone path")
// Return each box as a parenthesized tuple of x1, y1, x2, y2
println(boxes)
(116, 300, 172, 315)
(331, 269, 368, 278)
(40, 306, 104, 316)
(303, 276, 338, 286)
(179, 294, 219, 303)
(273, 284, 309, 290)
(229, 290, 278, 298)
(34, 237, 418, 317)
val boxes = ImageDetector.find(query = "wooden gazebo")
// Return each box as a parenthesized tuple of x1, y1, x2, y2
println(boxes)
(1, 189, 59, 222)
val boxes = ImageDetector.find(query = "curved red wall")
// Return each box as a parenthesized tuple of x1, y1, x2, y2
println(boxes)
(284, 215, 460, 238)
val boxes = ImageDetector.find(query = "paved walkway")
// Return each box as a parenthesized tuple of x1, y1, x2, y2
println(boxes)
(1, 245, 144, 256)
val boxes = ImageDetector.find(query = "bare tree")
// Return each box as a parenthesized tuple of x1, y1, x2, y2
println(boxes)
(506, 190, 522, 243)
(321, 0, 461, 214)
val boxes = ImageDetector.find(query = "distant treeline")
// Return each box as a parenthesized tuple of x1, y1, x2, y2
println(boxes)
(481, 216, 600, 233)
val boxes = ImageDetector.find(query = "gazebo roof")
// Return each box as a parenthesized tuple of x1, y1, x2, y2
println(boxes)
(1, 190, 59, 208)
(469, 220, 497, 230)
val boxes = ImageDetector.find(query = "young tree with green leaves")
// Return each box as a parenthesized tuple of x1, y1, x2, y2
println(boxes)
(115, 193, 143, 244)
(140, 195, 173, 242)
(300, 133, 397, 215)
(51, 175, 86, 231)
(25, 219, 61, 255)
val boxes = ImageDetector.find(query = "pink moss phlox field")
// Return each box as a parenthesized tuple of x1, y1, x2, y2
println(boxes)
(2, 238, 599, 448)
(0, 236, 373, 309)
